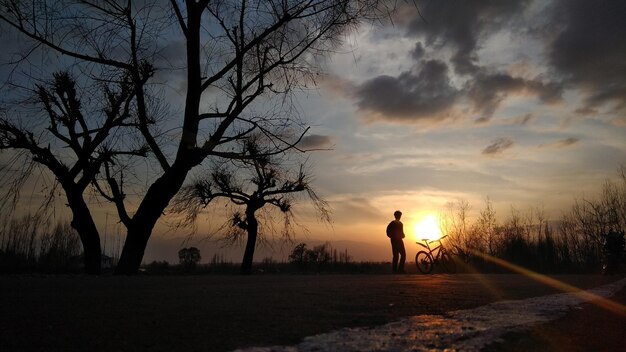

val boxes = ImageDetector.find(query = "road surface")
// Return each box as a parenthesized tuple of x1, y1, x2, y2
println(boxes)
(0, 274, 624, 351)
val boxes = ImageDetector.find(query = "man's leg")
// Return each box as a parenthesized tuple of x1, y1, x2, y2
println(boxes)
(391, 240, 399, 273)
(398, 240, 406, 273)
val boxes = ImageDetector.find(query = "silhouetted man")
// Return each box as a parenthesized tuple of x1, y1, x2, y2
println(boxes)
(386, 210, 406, 274)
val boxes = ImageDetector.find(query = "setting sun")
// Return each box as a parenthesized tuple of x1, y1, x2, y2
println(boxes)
(413, 214, 442, 241)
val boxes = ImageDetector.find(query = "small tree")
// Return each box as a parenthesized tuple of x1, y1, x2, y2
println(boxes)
(175, 140, 329, 275)
(288, 243, 308, 266)
(178, 247, 201, 269)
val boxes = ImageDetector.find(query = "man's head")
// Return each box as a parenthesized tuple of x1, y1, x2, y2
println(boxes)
(394, 210, 402, 220)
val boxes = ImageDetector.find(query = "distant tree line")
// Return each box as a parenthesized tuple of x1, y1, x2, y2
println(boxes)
(442, 167, 626, 274)
(288, 242, 353, 273)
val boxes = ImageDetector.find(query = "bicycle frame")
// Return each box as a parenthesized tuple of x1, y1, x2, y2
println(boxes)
(415, 235, 455, 274)
(416, 235, 448, 260)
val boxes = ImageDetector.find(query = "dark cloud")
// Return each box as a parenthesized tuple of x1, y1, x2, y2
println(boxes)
(482, 138, 514, 156)
(548, 1, 626, 111)
(540, 137, 580, 149)
(474, 116, 490, 124)
(353, 1, 564, 123)
(355, 59, 458, 121)
(514, 113, 535, 126)
(476, 113, 537, 126)
(354, 64, 562, 122)
(398, 1, 625, 114)
(406, 1, 529, 75)
(349, 1, 626, 124)
(574, 107, 597, 116)
(466, 72, 562, 117)
(298, 134, 333, 149)
(410, 42, 425, 60)
(555, 137, 580, 147)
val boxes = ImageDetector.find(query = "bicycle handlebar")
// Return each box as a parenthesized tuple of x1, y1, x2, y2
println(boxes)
(416, 235, 448, 244)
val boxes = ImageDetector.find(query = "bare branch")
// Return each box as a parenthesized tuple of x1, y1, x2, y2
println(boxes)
(169, 0, 189, 37)
(0, 8, 132, 70)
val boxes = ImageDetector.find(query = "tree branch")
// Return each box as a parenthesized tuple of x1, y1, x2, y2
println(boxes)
(0, 11, 132, 70)
(169, 0, 189, 37)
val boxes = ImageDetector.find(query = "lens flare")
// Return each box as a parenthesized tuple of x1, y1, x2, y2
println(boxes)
(469, 249, 626, 317)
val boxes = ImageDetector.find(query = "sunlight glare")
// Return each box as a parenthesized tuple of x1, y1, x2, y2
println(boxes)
(413, 214, 442, 241)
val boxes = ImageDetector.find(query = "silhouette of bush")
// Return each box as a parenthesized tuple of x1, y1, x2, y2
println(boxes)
(178, 247, 201, 271)
(603, 231, 625, 274)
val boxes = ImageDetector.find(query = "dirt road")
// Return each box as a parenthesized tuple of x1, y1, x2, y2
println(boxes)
(0, 274, 623, 351)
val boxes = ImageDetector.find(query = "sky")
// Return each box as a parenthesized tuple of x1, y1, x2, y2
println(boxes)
(255, 0, 626, 260)
(2, 0, 626, 263)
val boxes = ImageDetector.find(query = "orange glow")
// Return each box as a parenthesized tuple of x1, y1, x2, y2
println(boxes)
(413, 213, 442, 241)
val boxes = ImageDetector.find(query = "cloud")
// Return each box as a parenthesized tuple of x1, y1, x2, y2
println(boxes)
(540, 137, 580, 149)
(405, 1, 530, 75)
(355, 59, 458, 122)
(573, 107, 597, 116)
(342, 0, 626, 127)
(611, 117, 626, 127)
(477, 113, 537, 126)
(547, 0, 626, 111)
(354, 65, 561, 123)
(397, 0, 625, 116)
(482, 138, 514, 156)
(298, 134, 333, 149)
(348, 1, 564, 124)
(466, 72, 562, 118)
(410, 42, 425, 60)
(555, 137, 580, 147)
(330, 197, 388, 224)
(513, 113, 535, 126)
(474, 116, 491, 124)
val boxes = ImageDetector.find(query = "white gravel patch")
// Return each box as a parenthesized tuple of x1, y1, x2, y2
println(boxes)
(236, 278, 626, 352)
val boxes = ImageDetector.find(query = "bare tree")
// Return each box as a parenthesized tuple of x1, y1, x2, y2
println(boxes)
(441, 199, 471, 259)
(556, 166, 626, 271)
(174, 139, 330, 275)
(475, 197, 497, 255)
(1, 70, 148, 273)
(0, 0, 389, 274)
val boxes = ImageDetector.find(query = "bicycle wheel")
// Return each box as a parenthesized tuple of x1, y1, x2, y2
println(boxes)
(415, 251, 434, 274)
(439, 251, 456, 273)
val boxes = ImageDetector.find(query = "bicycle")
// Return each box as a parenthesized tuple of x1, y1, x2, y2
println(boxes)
(415, 235, 456, 274)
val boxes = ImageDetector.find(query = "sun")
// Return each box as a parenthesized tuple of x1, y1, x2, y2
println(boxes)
(413, 214, 442, 241)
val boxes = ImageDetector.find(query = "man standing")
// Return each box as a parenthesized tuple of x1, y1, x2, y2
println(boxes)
(386, 210, 406, 274)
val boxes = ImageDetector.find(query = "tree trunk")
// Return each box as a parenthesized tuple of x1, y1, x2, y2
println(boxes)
(67, 191, 102, 275)
(241, 212, 258, 275)
(114, 225, 150, 275)
(114, 165, 191, 275)
(115, 11, 205, 275)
